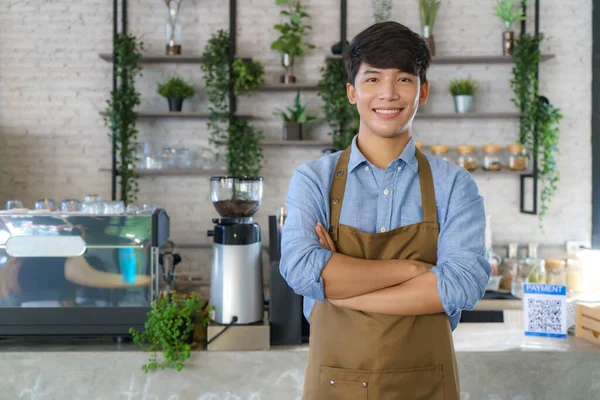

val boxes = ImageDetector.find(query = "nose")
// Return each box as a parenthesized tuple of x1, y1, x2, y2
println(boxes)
(378, 79, 399, 101)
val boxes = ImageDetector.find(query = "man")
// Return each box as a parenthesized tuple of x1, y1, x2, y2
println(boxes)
(280, 21, 491, 399)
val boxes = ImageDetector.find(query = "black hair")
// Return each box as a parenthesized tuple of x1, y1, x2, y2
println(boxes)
(345, 21, 432, 86)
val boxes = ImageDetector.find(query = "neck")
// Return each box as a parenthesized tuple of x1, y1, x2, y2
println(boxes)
(356, 128, 411, 170)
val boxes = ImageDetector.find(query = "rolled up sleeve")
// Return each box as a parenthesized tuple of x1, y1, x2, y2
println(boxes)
(280, 166, 333, 302)
(430, 173, 492, 318)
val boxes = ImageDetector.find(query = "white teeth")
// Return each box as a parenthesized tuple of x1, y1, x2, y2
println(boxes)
(375, 109, 401, 114)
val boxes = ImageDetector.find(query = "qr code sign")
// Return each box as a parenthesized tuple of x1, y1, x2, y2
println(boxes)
(523, 284, 567, 339)
(527, 299, 563, 334)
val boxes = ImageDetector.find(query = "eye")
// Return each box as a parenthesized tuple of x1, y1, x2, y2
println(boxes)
(366, 77, 378, 83)
(398, 77, 412, 83)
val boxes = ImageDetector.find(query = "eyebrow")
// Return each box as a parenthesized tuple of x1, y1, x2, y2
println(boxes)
(363, 69, 409, 75)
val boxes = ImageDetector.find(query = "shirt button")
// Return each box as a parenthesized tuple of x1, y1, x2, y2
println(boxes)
(383, 189, 389, 195)
(380, 227, 386, 232)
(397, 166, 402, 171)
(364, 166, 369, 171)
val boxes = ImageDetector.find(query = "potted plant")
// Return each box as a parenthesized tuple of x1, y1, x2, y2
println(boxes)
(449, 76, 477, 114)
(157, 76, 196, 112)
(372, 0, 392, 22)
(103, 33, 144, 205)
(318, 59, 359, 151)
(271, 0, 316, 84)
(418, 0, 441, 56)
(129, 292, 212, 372)
(275, 91, 317, 140)
(494, 0, 528, 55)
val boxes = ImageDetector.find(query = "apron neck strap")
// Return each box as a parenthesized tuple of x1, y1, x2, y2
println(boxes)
(328, 146, 351, 242)
(415, 148, 438, 223)
(328, 145, 438, 241)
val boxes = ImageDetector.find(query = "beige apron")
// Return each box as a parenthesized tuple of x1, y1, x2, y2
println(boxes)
(302, 146, 459, 400)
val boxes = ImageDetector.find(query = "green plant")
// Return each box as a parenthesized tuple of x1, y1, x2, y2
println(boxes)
(372, 0, 392, 23)
(232, 58, 265, 95)
(201, 30, 265, 176)
(494, 0, 528, 30)
(510, 33, 562, 227)
(276, 91, 317, 123)
(226, 119, 264, 176)
(449, 77, 477, 96)
(270, 0, 315, 61)
(103, 33, 144, 205)
(157, 76, 196, 99)
(129, 293, 212, 372)
(418, 0, 441, 31)
(318, 59, 359, 151)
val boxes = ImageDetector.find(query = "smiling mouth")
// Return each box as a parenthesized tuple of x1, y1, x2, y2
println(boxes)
(373, 108, 404, 118)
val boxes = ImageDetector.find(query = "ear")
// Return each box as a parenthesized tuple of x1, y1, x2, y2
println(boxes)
(418, 80, 430, 105)
(347, 82, 357, 105)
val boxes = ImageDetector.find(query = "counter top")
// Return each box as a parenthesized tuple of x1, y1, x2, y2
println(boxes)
(0, 323, 597, 354)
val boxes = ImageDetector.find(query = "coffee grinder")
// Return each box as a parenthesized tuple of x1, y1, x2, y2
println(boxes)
(208, 176, 264, 325)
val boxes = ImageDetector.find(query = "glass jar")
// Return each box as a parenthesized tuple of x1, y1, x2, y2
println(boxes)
(499, 243, 519, 291)
(482, 144, 503, 171)
(455, 145, 478, 172)
(566, 257, 584, 293)
(507, 144, 528, 171)
(545, 259, 567, 286)
(430, 145, 450, 162)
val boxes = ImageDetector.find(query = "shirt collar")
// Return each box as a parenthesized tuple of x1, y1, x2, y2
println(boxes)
(348, 135, 419, 173)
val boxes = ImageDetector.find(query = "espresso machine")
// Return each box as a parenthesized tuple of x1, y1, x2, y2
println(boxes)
(208, 177, 264, 325)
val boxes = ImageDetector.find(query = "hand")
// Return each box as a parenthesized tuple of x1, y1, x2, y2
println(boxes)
(329, 298, 346, 307)
(315, 222, 337, 252)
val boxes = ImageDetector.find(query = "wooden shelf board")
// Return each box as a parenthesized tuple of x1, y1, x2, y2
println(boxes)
(325, 54, 555, 64)
(99, 168, 224, 176)
(99, 53, 253, 64)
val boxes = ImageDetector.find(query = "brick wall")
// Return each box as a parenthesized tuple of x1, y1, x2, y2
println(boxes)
(0, 0, 592, 284)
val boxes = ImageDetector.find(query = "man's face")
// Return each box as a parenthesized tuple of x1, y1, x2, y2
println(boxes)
(347, 63, 429, 139)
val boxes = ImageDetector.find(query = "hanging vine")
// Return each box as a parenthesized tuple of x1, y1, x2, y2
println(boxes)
(201, 30, 265, 176)
(103, 33, 144, 205)
(510, 33, 563, 227)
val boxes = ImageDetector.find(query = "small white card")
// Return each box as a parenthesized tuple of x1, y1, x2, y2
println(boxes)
(523, 284, 567, 339)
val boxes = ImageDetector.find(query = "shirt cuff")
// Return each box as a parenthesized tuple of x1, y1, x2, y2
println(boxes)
(298, 248, 332, 303)
(430, 265, 460, 318)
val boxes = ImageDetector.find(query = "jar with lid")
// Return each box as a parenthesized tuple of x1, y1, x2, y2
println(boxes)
(430, 145, 450, 162)
(566, 257, 584, 293)
(507, 144, 528, 171)
(455, 145, 479, 172)
(545, 259, 567, 286)
(499, 243, 519, 291)
(482, 144, 503, 171)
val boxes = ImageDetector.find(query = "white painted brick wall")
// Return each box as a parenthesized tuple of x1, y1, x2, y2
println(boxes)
(0, 0, 593, 282)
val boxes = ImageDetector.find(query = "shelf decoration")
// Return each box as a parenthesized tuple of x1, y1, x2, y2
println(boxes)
(271, 0, 316, 84)
(157, 76, 196, 112)
(372, 0, 392, 23)
(494, 0, 527, 56)
(165, 0, 184, 55)
(103, 33, 144, 204)
(418, 0, 441, 56)
(275, 90, 317, 140)
(449, 76, 477, 114)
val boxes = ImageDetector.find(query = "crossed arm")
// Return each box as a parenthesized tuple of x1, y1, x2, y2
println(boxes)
(315, 222, 444, 316)
(279, 166, 491, 319)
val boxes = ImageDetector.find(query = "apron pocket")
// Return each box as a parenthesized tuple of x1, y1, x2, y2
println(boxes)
(379, 364, 444, 400)
(319, 366, 369, 400)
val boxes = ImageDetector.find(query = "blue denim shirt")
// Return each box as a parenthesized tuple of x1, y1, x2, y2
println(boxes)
(279, 136, 491, 331)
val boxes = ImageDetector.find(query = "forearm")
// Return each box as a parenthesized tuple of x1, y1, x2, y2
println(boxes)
(321, 253, 429, 299)
(333, 271, 444, 315)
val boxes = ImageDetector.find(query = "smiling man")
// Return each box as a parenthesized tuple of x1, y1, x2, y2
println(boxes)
(280, 22, 491, 399)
